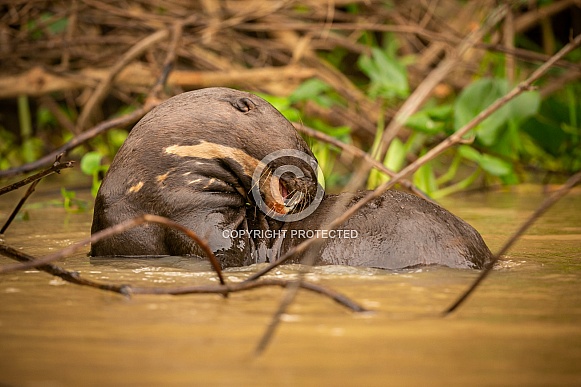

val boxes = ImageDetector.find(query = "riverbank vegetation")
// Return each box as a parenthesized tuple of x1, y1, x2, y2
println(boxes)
(0, 0, 580, 198)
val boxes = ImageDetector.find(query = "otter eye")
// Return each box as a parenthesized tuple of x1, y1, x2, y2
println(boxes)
(233, 97, 256, 113)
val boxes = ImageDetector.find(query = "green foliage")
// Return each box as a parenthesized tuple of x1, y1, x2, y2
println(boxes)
(357, 37, 409, 100)
(521, 83, 581, 173)
(454, 78, 540, 146)
(80, 151, 108, 197)
(60, 188, 88, 213)
(457, 145, 512, 176)
(0, 128, 17, 169)
(17, 95, 44, 163)
(26, 12, 68, 39)
(370, 137, 407, 188)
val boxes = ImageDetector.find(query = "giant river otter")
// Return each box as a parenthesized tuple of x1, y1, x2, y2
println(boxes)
(91, 87, 493, 270)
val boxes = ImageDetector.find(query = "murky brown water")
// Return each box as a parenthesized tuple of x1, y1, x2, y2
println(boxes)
(1, 178, 580, 386)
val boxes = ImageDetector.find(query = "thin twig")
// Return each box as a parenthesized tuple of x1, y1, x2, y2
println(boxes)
(444, 169, 581, 315)
(504, 5, 515, 83)
(130, 278, 368, 313)
(40, 95, 78, 135)
(1, 179, 40, 234)
(251, 19, 577, 352)
(0, 154, 74, 195)
(378, 5, 508, 157)
(149, 20, 186, 99)
(1, 154, 73, 234)
(236, 20, 581, 71)
(0, 64, 318, 99)
(0, 17, 195, 180)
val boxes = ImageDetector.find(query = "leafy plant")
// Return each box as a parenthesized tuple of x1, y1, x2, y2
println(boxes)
(61, 188, 88, 213)
(80, 151, 108, 197)
(357, 36, 410, 101)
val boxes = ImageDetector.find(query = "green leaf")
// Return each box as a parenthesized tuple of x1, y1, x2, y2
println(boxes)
(454, 78, 540, 146)
(21, 138, 44, 163)
(384, 137, 405, 172)
(289, 78, 332, 103)
(509, 90, 541, 123)
(259, 93, 291, 111)
(48, 17, 68, 35)
(479, 154, 513, 176)
(37, 107, 55, 128)
(80, 152, 102, 175)
(413, 161, 437, 194)
(458, 145, 512, 176)
(357, 47, 408, 100)
(425, 104, 453, 120)
(107, 129, 128, 150)
(454, 78, 509, 146)
(91, 179, 102, 198)
(457, 145, 482, 163)
(406, 111, 445, 134)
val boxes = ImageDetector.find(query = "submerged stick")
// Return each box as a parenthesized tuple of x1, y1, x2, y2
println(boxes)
(0, 243, 366, 311)
(0, 243, 132, 295)
(130, 278, 367, 313)
(444, 170, 581, 315)
(0, 214, 226, 286)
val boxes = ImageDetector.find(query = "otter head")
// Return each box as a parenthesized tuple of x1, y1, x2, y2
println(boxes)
(92, 87, 323, 260)
(129, 87, 322, 220)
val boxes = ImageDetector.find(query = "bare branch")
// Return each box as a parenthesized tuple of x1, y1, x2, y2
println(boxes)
(75, 29, 170, 131)
(1, 179, 41, 235)
(378, 5, 508, 156)
(0, 153, 74, 195)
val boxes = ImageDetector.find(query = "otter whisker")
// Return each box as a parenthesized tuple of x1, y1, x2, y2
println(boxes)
(284, 188, 300, 208)
(248, 167, 272, 197)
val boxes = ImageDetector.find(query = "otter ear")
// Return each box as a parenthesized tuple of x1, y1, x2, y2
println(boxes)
(232, 97, 256, 113)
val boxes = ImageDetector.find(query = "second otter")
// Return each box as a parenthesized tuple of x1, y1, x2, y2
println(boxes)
(91, 88, 493, 270)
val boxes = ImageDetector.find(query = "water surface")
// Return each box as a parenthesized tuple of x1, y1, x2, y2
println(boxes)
(1, 182, 580, 386)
